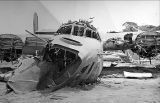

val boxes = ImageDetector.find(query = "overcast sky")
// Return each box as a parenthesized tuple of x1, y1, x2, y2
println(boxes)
(0, 0, 159, 35)
(40, 0, 160, 33)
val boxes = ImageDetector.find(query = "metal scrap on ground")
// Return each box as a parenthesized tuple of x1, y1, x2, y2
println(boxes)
(124, 71, 152, 78)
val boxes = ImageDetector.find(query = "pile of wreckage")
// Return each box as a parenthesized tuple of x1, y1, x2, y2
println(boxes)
(103, 31, 160, 64)
(0, 34, 24, 62)
(132, 32, 160, 59)
(0, 18, 104, 94)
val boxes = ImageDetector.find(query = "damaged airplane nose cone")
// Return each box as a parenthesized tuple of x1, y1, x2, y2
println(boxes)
(7, 18, 103, 93)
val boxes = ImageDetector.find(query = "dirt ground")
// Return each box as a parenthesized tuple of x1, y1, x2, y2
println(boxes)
(0, 62, 160, 103)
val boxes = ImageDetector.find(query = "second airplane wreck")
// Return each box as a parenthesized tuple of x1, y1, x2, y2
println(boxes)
(103, 31, 160, 64)
(5, 13, 103, 93)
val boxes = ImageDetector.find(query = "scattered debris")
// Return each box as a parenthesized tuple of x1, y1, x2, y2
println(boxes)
(124, 71, 152, 78)
(0, 34, 23, 62)
(110, 62, 118, 67)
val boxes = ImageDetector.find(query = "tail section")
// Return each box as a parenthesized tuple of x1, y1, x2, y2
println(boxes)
(33, 12, 38, 33)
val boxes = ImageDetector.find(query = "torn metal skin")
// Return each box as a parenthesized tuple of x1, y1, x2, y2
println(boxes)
(5, 20, 103, 94)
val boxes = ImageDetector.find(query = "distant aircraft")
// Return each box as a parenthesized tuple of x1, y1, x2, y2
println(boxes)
(6, 13, 104, 93)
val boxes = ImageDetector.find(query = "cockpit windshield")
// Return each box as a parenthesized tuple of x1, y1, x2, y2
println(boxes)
(57, 25, 72, 34)
(56, 22, 101, 41)
(73, 26, 84, 36)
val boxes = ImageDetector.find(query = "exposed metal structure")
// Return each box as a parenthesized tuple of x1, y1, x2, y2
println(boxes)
(0, 34, 23, 62)
(6, 16, 103, 93)
(103, 31, 160, 64)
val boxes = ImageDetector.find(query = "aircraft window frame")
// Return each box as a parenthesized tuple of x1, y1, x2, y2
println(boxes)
(92, 32, 97, 39)
(85, 29, 92, 38)
(57, 25, 72, 35)
(72, 25, 84, 37)
(78, 27, 84, 36)
(96, 32, 101, 41)
(73, 26, 79, 36)
(91, 31, 101, 41)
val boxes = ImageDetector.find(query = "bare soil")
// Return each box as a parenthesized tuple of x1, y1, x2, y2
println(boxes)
(0, 62, 160, 103)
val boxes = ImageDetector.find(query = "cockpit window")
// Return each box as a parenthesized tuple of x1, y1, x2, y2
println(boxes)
(73, 26, 79, 36)
(92, 32, 101, 41)
(92, 32, 97, 39)
(86, 29, 92, 37)
(96, 33, 101, 41)
(57, 25, 72, 34)
(73, 26, 84, 36)
(78, 27, 84, 36)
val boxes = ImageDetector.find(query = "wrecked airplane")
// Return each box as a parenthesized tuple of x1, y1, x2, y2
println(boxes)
(103, 31, 160, 63)
(6, 18, 103, 93)
(131, 31, 160, 58)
